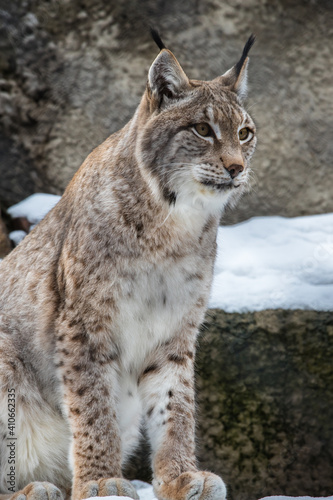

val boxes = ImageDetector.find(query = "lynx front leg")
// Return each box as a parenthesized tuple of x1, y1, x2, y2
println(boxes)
(55, 320, 138, 500)
(139, 334, 226, 500)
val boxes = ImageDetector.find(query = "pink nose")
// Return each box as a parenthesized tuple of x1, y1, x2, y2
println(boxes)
(224, 163, 244, 179)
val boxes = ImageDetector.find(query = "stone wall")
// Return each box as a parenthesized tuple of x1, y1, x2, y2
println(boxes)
(126, 309, 333, 500)
(0, 0, 332, 223)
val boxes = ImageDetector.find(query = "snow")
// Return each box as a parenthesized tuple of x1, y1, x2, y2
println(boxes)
(9, 229, 28, 246)
(7, 193, 61, 226)
(4, 194, 333, 312)
(210, 213, 333, 312)
(87, 480, 333, 500)
(259, 497, 333, 500)
(87, 495, 333, 500)
(132, 481, 156, 500)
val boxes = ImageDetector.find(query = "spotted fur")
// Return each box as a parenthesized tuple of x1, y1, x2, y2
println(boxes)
(0, 34, 256, 500)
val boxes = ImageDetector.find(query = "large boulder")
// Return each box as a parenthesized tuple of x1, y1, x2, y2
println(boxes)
(196, 309, 333, 500)
(0, 0, 332, 222)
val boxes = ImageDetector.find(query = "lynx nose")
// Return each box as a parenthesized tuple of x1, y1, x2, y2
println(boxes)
(224, 163, 244, 179)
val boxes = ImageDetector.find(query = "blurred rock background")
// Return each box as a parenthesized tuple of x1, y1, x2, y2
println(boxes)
(0, 0, 332, 498)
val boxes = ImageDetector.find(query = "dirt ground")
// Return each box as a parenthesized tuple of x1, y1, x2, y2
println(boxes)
(0, 0, 332, 225)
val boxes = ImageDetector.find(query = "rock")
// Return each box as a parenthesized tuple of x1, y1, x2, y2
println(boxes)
(126, 309, 333, 500)
(11, 216, 31, 233)
(0, 212, 11, 258)
(0, 1, 332, 221)
(195, 309, 333, 500)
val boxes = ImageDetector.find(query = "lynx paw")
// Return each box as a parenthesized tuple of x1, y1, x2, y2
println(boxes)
(80, 478, 139, 499)
(11, 482, 63, 500)
(153, 471, 226, 500)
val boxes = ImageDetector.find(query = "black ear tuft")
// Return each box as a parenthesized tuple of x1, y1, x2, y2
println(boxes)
(234, 34, 256, 76)
(150, 27, 166, 51)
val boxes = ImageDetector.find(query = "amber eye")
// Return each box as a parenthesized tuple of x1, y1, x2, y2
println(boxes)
(239, 127, 251, 142)
(194, 123, 211, 137)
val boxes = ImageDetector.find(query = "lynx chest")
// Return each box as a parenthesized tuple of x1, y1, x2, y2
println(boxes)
(113, 251, 213, 371)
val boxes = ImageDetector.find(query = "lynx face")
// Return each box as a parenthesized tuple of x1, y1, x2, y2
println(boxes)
(137, 34, 257, 214)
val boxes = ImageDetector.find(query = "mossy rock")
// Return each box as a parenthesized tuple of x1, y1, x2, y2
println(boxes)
(196, 309, 333, 500)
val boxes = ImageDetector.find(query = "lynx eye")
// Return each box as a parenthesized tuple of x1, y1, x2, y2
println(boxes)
(238, 127, 252, 142)
(194, 123, 212, 137)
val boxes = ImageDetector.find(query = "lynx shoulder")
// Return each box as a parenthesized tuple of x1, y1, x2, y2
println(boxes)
(0, 31, 256, 500)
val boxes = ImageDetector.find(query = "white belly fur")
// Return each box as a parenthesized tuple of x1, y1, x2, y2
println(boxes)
(114, 255, 204, 372)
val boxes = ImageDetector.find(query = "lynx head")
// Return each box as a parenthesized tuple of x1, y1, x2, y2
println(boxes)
(136, 30, 257, 215)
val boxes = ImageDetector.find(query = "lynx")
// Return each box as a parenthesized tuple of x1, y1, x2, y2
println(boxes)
(0, 31, 256, 500)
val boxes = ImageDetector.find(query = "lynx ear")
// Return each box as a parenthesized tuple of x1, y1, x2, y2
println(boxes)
(148, 48, 190, 104)
(220, 34, 255, 100)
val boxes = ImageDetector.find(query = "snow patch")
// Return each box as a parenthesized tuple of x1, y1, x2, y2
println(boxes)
(9, 230, 27, 246)
(210, 213, 333, 312)
(259, 497, 333, 500)
(87, 480, 333, 500)
(7, 193, 61, 226)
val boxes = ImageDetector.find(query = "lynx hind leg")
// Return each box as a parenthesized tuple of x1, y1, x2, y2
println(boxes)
(0, 340, 72, 498)
(9, 482, 63, 500)
(0, 395, 71, 497)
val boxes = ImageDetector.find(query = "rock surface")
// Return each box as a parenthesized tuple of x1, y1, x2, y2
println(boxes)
(196, 309, 333, 500)
(0, 0, 332, 222)
(126, 309, 333, 500)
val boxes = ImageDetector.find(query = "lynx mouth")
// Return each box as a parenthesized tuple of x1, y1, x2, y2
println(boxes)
(200, 179, 240, 192)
